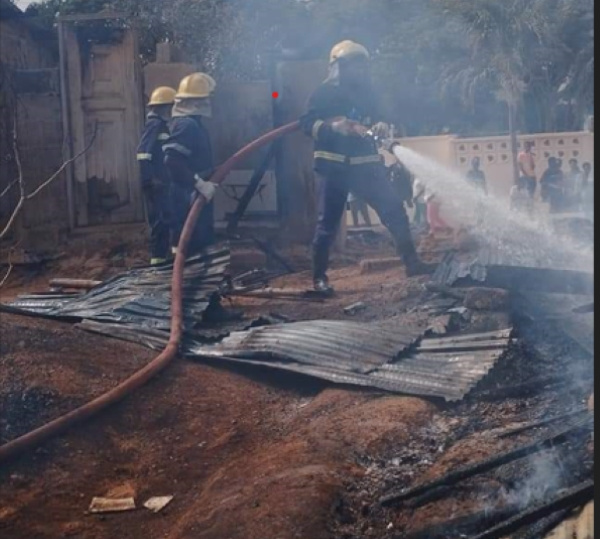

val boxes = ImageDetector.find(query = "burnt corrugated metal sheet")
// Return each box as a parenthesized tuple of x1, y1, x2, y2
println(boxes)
(196, 319, 423, 374)
(433, 244, 582, 288)
(433, 248, 594, 295)
(193, 325, 513, 401)
(1, 246, 230, 331)
(77, 316, 276, 350)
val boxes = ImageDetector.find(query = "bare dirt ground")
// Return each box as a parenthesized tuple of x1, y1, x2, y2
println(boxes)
(0, 231, 440, 539)
(0, 228, 592, 539)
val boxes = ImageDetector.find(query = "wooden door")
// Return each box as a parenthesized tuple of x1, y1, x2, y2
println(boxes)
(63, 25, 144, 227)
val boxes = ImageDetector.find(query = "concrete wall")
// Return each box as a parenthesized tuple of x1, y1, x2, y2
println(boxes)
(353, 131, 594, 227)
(452, 132, 594, 199)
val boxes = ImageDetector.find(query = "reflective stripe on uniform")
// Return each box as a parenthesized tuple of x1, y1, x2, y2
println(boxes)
(349, 155, 382, 165)
(150, 257, 167, 266)
(314, 151, 346, 163)
(137, 153, 153, 161)
(314, 151, 382, 165)
(163, 142, 192, 156)
(158, 133, 170, 141)
(312, 120, 325, 140)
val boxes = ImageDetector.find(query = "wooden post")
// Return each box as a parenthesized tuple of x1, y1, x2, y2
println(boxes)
(273, 59, 328, 243)
(57, 20, 75, 231)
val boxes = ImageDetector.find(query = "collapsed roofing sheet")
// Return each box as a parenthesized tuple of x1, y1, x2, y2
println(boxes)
(1, 246, 230, 330)
(433, 248, 593, 295)
(194, 324, 513, 401)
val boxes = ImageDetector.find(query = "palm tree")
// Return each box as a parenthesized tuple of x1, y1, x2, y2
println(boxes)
(440, 0, 557, 183)
(556, 0, 594, 124)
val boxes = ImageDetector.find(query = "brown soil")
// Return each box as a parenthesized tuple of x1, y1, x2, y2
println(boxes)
(0, 237, 440, 539)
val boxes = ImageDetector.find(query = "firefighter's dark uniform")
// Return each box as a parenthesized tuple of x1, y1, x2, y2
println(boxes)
(300, 82, 418, 282)
(137, 112, 171, 263)
(163, 116, 215, 254)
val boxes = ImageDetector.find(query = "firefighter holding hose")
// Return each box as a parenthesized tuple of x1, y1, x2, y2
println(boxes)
(301, 40, 433, 294)
(137, 86, 176, 265)
(164, 73, 218, 256)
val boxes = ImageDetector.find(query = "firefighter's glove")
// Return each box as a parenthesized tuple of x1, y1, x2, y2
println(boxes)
(372, 122, 391, 138)
(331, 118, 367, 137)
(194, 175, 217, 202)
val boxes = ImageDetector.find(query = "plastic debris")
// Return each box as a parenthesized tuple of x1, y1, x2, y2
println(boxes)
(89, 497, 136, 513)
(344, 302, 367, 315)
(143, 496, 174, 513)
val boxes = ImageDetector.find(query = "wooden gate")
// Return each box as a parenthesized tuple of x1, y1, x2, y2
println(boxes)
(59, 14, 144, 227)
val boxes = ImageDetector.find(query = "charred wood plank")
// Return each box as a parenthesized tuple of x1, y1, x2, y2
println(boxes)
(475, 375, 568, 401)
(250, 236, 295, 274)
(512, 508, 573, 539)
(396, 505, 520, 539)
(226, 143, 277, 235)
(49, 278, 102, 290)
(455, 266, 594, 295)
(471, 480, 593, 539)
(498, 409, 590, 438)
(380, 420, 593, 507)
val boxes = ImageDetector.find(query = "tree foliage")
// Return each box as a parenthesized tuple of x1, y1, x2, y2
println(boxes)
(24, 0, 593, 135)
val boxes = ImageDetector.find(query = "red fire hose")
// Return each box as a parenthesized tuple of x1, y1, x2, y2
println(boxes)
(0, 121, 300, 463)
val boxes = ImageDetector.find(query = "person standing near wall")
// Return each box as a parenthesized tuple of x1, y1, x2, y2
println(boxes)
(518, 141, 537, 199)
(509, 177, 531, 214)
(425, 190, 453, 238)
(566, 158, 583, 209)
(136, 86, 176, 265)
(411, 176, 428, 231)
(164, 73, 218, 256)
(540, 157, 565, 214)
(300, 40, 433, 294)
(466, 157, 487, 195)
(466, 156, 487, 226)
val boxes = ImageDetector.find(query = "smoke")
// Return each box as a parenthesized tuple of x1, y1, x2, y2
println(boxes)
(500, 451, 565, 510)
(392, 145, 594, 274)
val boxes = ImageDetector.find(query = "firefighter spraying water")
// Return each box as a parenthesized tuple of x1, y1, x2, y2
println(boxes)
(300, 40, 434, 295)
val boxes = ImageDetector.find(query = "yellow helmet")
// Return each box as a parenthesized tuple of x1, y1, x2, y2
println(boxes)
(148, 86, 176, 106)
(176, 72, 216, 99)
(329, 40, 370, 65)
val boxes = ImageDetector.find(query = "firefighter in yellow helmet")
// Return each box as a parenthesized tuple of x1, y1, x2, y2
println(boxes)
(136, 86, 176, 265)
(163, 73, 218, 255)
(300, 40, 433, 294)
